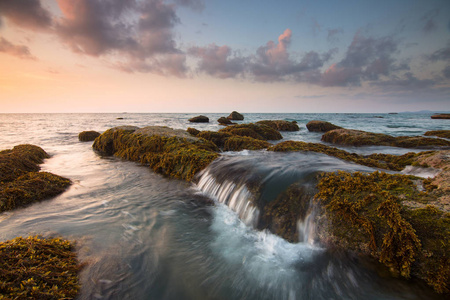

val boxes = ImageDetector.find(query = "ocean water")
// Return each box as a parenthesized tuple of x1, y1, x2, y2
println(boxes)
(0, 113, 447, 300)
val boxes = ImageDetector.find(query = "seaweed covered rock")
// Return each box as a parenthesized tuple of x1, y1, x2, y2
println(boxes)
(187, 127, 200, 136)
(189, 115, 209, 123)
(431, 114, 450, 119)
(78, 130, 100, 142)
(257, 120, 300, 131)
(197, 131, 232, 148)
(219, 123, 282, 141)
(424, 130, 450, 139)
(0, 236, 81, 299)
(218, 117, 233, 125)
(0, 145, 71, 212)
(315, 171, 450, 294)
(306, 120, 342, 132)
(93, 126, 219, 181)
(227, 111, 244, 120)
(268, 140, 423, 171)
(322, 129, 450, 148)
(223, 136, 271, 151)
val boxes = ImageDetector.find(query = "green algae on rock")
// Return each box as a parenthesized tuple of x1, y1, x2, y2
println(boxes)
(218, 123, 283, 141)
(315, 171, 449, 294)
(0, 145, 71, 213)
(322, 129, 450, 148)
(424, 130, 450, 139)
(0, 236, 81, 299)
(306, 120, 342, 132)
(256, 120, 300, 131)
(78, 130, 101, 142)
(93, 126, 219, 181)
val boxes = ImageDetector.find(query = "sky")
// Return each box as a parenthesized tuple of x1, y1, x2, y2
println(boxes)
(0, 0, 449, 113)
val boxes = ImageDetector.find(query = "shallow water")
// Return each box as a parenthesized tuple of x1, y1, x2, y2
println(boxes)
(0, 113, 446, 299)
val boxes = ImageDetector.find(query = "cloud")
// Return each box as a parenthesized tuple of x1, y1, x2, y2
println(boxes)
(188, 44, 246, 78)
(421, 9, 439, 33)
(174, 0, 204, 12)
(327, 28, 343, 43)
(372, 72, 435, 90)
(0, 0, 52, 30)
(427, 42, 450, 62)
(443, 66, 450, 79)
(0, 37, 35, 59)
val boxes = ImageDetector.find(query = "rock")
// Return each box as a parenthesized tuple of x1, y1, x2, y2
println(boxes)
(0, 145, 71, 212)
(93, 126, 219, 181)
(189, 115, 209, 123)
(306, 120, 342, 132)
(219, 123, 282, 140)
(78, 130, 100, 142)
(227, 111, 244, 120)
(424, 130, 450, 139)
(223, 136, 271, 151)
(187, 127, 200, 136)
(431, 114, 450, 119)
(256, 120, 299, 131)
(197, 131, 232, 148)
(218, 117, 233, 125)
(322, 129, 450, 148)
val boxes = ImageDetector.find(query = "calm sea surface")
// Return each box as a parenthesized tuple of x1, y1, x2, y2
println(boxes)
(0, 113, 447, 299)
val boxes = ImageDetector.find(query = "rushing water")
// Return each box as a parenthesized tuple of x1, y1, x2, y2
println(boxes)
(0, 113, 446, 299)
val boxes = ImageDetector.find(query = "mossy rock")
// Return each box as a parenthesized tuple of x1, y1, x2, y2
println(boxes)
(0, 172, 71, 212)
(223, 136, 271, 151)
(197, 131, 232, 148)
(188, 115, 209, 123)
(268, 140, 423, 171)
(78, 131, 100, 142)
(322, 129, 450, 148)
(424, 130, 450, 139)
(219, 123, 282, 141)
(261, 183, 314, 242)
(227, 111, 244, 120)
(315, 171, 449, 293)
(93, 126, 220, 181)
(187, 127, 200, 136)
(306, 120, 342, 132)
(256, 120, 300, 131)
(0, 144, 49, 183)
(0, 236, 81, 299)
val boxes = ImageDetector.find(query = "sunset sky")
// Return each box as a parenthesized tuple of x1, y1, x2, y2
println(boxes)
(0, 0, 449, 113)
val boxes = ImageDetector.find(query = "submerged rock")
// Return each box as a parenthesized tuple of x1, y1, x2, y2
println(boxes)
(219, 123, 282, 140)
(78, 130, 100, 142)
(0, 145, 71, 212)
(306, 120, 342, 132)
(189, 115, 209, 123)
(256, 120, 300, 131)
(227, 111, 244, 120)
(322, 128, 450, 148)
(431, 114, 450, 119)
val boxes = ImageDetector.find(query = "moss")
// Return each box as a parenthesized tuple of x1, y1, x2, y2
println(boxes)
(78, 131, 100, 142)
(93, 128, 219, 181)
(0, 236, 81, 299)
(315, 171, 449, 293)
(0, 172, 71, 212)
(268, 140, 423, 171)
(424, 130, 450, 139)
(223, 136, 271, 151)
(219, 123, 282, 140)
(256, 120, 300, 131)
(322, 129, 450, 148)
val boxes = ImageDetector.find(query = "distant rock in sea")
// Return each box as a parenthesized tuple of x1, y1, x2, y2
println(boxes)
(189, 115, 209, 123)
(431, 114, 450, 119)
(78, 131, 100, 142)
(306, 120, 342, 132)
(227, 111, 244, 120)
(217, 117, 233, 125)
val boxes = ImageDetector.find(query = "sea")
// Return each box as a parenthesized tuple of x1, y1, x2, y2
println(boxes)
(0, 113, 448, 300)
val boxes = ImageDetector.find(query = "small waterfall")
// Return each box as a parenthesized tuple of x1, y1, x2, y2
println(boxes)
(297, 206, 317, 245)
(196, 169, 260, 227)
